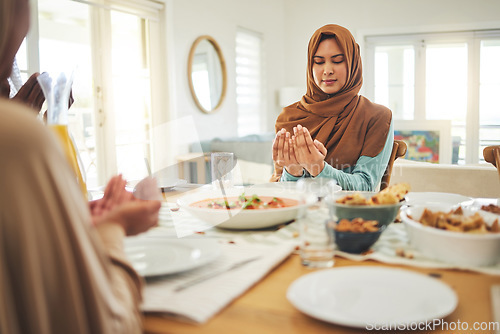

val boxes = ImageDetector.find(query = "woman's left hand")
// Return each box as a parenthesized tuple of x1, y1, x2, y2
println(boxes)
(292, 124, 327, 176)
(89, 175, 134, 225)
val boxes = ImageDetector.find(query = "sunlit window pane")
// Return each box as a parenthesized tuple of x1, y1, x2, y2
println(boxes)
(426, 43, 468, 163)
(479, 39, 500, 160)
(374, 45, 414, 120)
(38, 0, 97, 187)
(111, 12, 151, 182)
(426, 43, 467, 121)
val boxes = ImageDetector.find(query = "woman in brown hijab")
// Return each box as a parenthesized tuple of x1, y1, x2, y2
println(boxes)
(0, 0, 161, 333)
(272, 24, 393, 191)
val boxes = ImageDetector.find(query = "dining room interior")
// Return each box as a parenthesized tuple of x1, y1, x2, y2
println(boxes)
(10, 0, 500, 333)
(22, 0, 500, 196)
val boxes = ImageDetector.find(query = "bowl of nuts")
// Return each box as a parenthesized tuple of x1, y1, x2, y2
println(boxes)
(329, 218, 386, 254)
(326, 183, 410, 227)
(401, 204, 500, 266)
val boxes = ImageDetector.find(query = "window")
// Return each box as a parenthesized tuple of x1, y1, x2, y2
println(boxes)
(373, 45, 414, 120)
(236, 27, 264, 137)
(19, 0, 166, 187)
(479, 39, 500, 160)
(365, 30, 500, 164)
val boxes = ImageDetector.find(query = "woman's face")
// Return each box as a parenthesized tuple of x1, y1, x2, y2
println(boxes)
(312, 38, 347, 95)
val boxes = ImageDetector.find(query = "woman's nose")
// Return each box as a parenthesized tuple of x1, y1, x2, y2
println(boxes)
(323, 64, 334, 75)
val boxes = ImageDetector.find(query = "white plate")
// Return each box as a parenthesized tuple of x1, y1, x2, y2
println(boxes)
(287, 267, 457, 328)
(177, 185, 317, 229)
(405, 192, 473, 206)
(157, 178, 188, 191)
(124, 238, 221, 277)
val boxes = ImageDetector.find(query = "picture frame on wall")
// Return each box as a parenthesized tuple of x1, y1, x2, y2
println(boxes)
(394, 120, 452, 164)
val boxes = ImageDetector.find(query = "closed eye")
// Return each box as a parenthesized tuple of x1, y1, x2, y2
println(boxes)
(332, 54, 345, 64)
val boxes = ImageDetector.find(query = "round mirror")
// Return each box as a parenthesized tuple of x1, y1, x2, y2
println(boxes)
(188, 35, 227, 113)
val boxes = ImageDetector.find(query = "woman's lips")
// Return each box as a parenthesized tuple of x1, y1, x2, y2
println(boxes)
(323, 79, 336, 85)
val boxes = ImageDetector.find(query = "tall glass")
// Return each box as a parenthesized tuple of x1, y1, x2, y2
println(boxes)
(211, 152, 234, 189)
(38, 72, 87, 198)
(296, 178, 338, 268)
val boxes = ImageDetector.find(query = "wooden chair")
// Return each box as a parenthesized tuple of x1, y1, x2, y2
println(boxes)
(483, 145, 500, 179)
(380, 140, 407, 191)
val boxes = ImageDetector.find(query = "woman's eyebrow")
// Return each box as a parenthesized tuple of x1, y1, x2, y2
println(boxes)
(313, 54, 344, 59)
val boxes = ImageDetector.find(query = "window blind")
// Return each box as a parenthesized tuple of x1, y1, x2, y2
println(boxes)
(236, 27, 263, 137)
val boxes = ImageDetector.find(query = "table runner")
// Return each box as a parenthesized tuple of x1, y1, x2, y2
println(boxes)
(153, 202, 500, 275)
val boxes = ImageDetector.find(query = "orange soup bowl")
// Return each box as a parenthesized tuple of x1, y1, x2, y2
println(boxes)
(177, 184, 317, 230)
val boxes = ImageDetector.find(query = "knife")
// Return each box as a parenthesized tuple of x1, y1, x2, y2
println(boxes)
(173, 257, 260, 292)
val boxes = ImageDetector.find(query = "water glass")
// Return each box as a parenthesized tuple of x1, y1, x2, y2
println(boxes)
(296, 178, 337, 268)
(211, 152, 234, 189)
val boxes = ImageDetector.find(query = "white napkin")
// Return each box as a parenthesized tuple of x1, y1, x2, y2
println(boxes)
(140, 241, 295, 323)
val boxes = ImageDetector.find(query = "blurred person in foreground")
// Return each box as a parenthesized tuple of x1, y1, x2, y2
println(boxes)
(271, 24, 393, 191)
(0, 0, 161, 333)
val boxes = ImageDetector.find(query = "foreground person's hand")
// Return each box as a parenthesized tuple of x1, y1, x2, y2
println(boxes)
(89, 175, 133, 221)
(12, 72, 45, 112)
(103, 200, 162, 236)
(89, 175, 161, 235)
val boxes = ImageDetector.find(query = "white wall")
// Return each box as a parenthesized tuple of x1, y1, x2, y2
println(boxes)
(169, 0, 286, 142)
(282, 0, 500, 88)
(168, 0, 500, 145)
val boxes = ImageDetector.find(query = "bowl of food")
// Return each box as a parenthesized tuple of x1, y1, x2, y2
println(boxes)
(400, 204, 500, 266)
(177, 185, 316, 229)
(326, 183, 409, 227)
(328, 218, 386, 254)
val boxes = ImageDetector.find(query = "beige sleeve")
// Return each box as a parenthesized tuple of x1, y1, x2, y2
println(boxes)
(94, 222, 144, 331)
(0, 100, 145, 334)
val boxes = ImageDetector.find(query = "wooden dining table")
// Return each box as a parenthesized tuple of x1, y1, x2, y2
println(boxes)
(144, 254, 500, 334)
(144, 188, 500, 334)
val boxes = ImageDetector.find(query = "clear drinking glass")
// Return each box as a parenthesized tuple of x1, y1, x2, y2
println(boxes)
(296, 178, 337, 268)
(211, 152, 234, 189)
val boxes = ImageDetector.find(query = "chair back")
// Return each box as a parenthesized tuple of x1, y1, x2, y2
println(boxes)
(483, 145, 500, 179)
(380, 140, 407, 191)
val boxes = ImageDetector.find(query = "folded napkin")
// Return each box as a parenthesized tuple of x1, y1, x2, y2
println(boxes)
(140, 241, 295, 323)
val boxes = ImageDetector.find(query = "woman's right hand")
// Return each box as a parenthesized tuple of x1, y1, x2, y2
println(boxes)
(292, 125, 327, 176)
(90, 175, 161, 235)
(272, 128, 303, 176)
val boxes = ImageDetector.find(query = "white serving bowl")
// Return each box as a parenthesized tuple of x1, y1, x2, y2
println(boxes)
(400, 205, 500, 267)
(177, 185, 316, 229)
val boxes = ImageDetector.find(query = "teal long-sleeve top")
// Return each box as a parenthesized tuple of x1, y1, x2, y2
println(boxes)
(280, 120, 394, 191)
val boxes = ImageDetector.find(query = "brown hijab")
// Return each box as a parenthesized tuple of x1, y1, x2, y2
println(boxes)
(272, 24, 392, 180)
